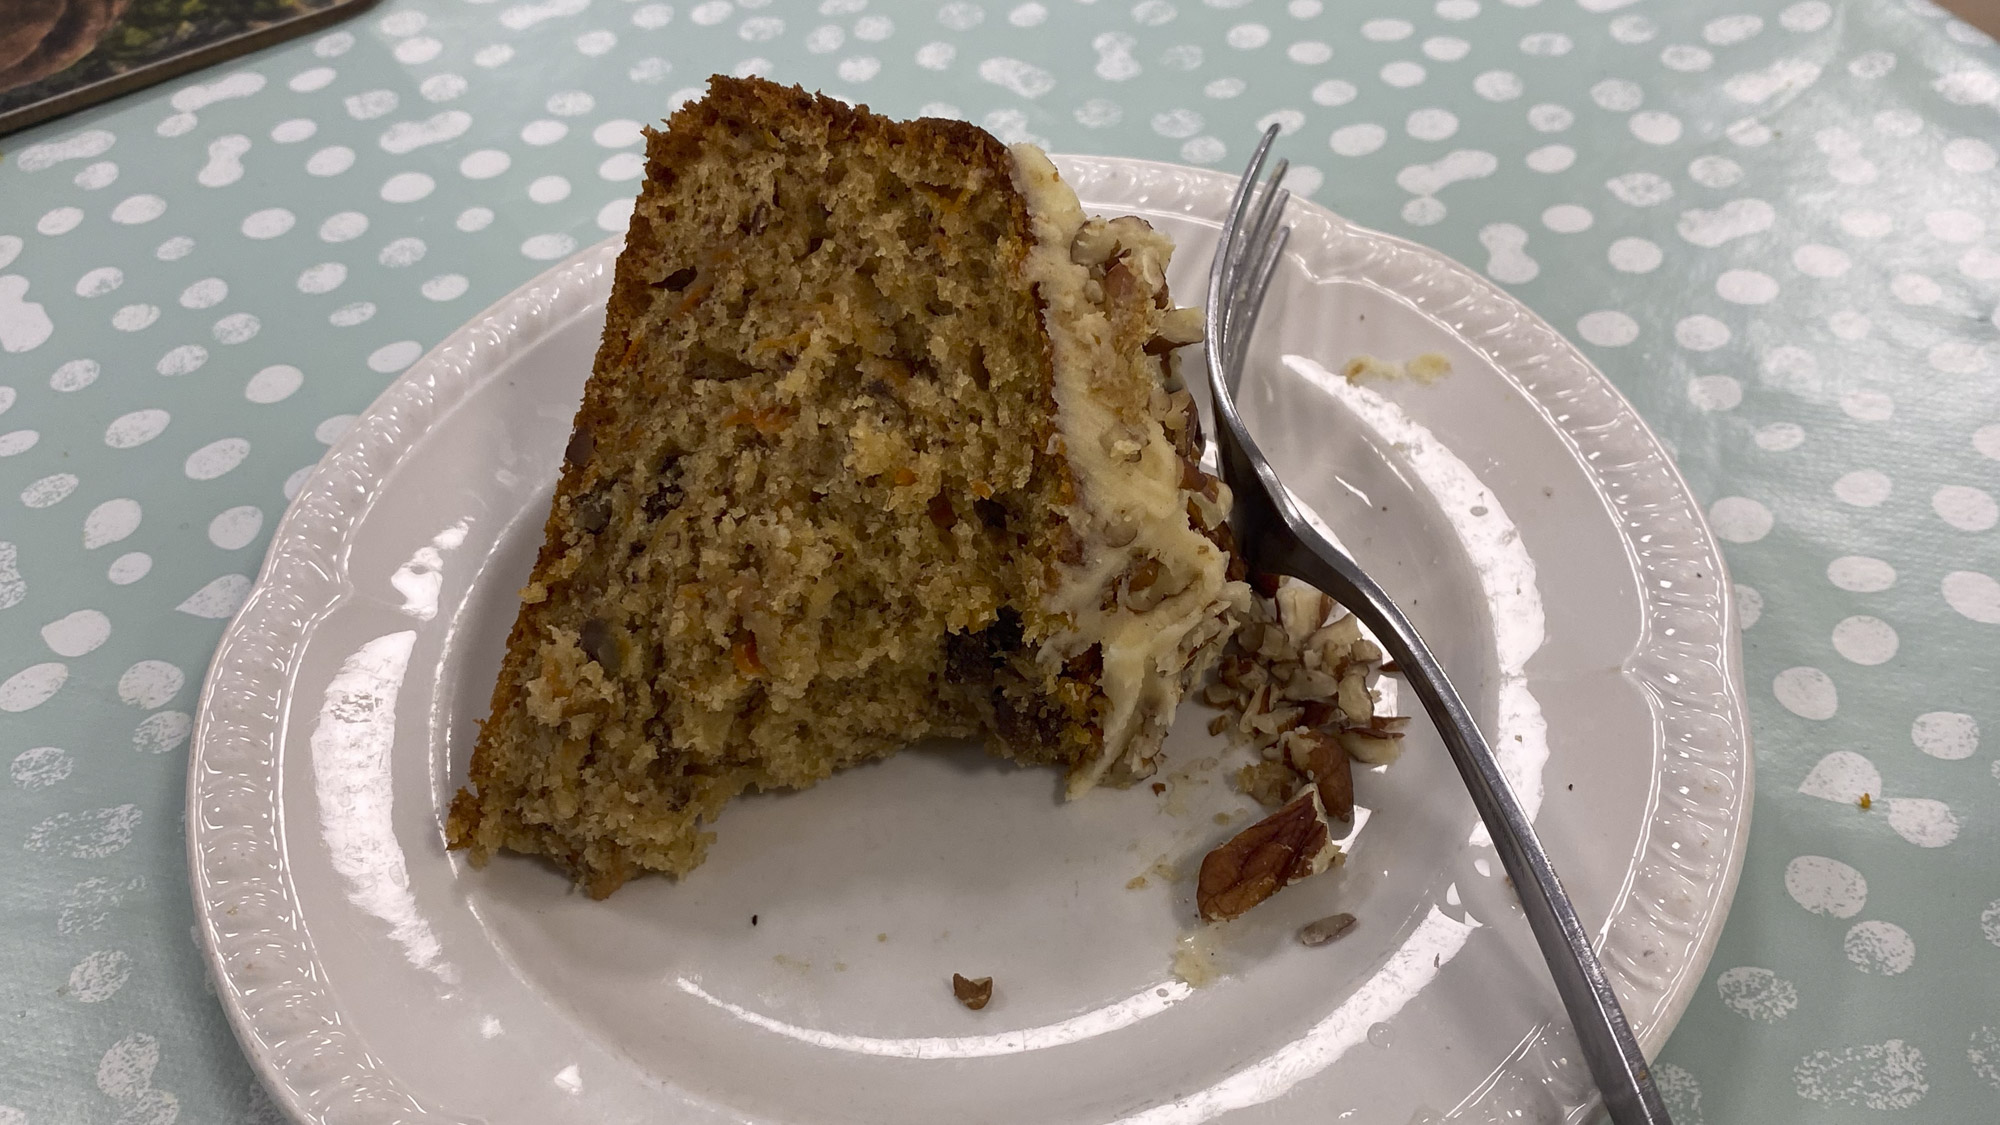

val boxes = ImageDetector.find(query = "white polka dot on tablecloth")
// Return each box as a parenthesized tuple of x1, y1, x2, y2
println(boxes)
(1833, 470, 1892, 507)
(244, 366, 304, 404)
(1606, 172, 1673, 207)
(329, 302, 376, 327)
(1827, 311, 1870, 340)
(1661, 45, 1714, 72)
(1832, 615, 1898, 665)
(528, 176, 572, 203)
(1774, 666, 1837, 719)
(1608, 14, 1657, 44)
(1479, 224, 1536, 283)
(1675, 315, 1730, 351)
(1887, 798, 1962, 848)
(1308, 80, 1353, 106)
(320, 211, 369, 242)
(422, 274, 471, 301)
(1330, 124, 1387, 156)
(1475, 71, 1524, 102)
(1592, 79, 1644, 112)
(457, 207, 495, 232)
(50, 360, 99, 392)
(115, 661, 182, 708)
(156, 345, 208, 377)
(1380, 61, 1427, 88)
(82, 498, 141, 550)
(1608, 237, 1662, 273)
(1891, 273, 1943, 307)
(522, 119, 568, 146)
(1932, 485, 1997, 532)
(1717, 269, 1778, 304)
(297, 263, 346, 294)
(1845, 920, 1915, 975)
(421, 74, 469, 102)
(380, 172, 436, 203)
(104, 410, 169, 449)
(378, 239, 425, 268)
(1687, 376, 1742, 411)
(207, 506, 264, 550)
(1928, 341, 1991, 374)
(1406, 108, 1457, 141)
(313, 415, 355, 443)
(1710, 496, 1772, 542)
(1526, 103, 1572, 131)
(1839, 390, 1894, 422)
(1754, 423, 1806, 452)
(184, 439, 249, 480)
(1799, 749, 1878, 804)
(1577, 310, 1638, 347)
(1941, 570, 2000, 624)
(111, 195, 166, 224)
(102, 548, 148, 583)
(1525, 144, 1575, 173)
(1542, 204, 1592, 233)
(1226, 24, 1271, 50)
(1717, 966, 1799, 1022)
(1828, 556, 1896, 592)
(240, 209, 295, 239)
(1786, 855, 1867, 917)
(1793, 244, 1850, 279)
(1972, 424, 2000, 461)
(1518, 32, 1573, 58)
(368, 341, 424, 373)
(1911, 712, 1978, 760)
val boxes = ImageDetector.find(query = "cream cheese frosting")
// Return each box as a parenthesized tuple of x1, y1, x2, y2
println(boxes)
(1008, 145, 1252, 797)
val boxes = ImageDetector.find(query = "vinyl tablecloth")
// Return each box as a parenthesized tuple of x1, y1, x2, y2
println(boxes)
(2, 0, 1997, 1120)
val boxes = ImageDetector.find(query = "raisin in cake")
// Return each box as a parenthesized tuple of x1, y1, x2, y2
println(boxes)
(447, 77, 1249, 896)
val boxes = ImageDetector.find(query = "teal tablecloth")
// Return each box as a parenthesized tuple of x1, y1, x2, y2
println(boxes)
(3, 0, 1996, 1120)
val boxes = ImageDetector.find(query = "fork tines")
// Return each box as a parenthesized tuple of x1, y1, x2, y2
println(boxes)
(1207, 124, 1294, 392)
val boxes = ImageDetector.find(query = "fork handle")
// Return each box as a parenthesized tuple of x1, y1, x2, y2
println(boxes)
(1263, 532, 1672, 1125)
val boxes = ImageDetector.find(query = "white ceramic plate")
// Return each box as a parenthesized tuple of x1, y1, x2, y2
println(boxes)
(189, 156, 1751, 1125)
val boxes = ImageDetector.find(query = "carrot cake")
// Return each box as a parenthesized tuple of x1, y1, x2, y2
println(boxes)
(446, 76, 1250, 896)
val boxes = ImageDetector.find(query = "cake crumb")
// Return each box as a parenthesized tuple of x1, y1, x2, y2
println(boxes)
(1342, 352, 1453, 385)
(1127, 875, 1149, 890)
(877, 932, 888, 942)
(952, 973, 994, 1010)
(1172, 930, 1223, 987)
(1858, 792, 1872, 811)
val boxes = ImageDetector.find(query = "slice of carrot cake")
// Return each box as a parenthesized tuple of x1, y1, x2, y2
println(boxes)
(447, 76, 1249, 896)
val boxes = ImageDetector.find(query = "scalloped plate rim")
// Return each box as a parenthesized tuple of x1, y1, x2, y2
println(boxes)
(187, 153, 1752, 1125)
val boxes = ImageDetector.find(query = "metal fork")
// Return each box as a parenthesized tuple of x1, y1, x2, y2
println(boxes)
(1204, 125, 1672, 1125)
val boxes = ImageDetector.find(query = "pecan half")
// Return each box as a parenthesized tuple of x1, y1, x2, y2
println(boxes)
(1196, 787, 1343, 922)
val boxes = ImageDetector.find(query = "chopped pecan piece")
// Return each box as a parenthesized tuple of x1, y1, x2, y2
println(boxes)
(951, 973, 993, 1011)
(1196, 787, 1342, 922)
(1298, 912, 1357, 947)
(1283, 728, 1354, 822)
